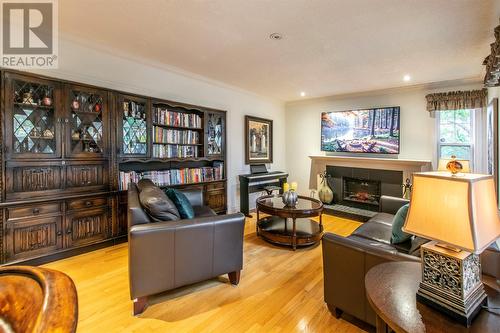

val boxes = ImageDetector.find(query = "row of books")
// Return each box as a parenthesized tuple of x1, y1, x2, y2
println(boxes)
(152, 144, 199, 158)
(153, 126, 200, 144)
(154, 107, 202, 128)
(118, 163, 224, 190)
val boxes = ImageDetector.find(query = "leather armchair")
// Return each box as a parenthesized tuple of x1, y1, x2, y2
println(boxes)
(128, 183, 246, 315)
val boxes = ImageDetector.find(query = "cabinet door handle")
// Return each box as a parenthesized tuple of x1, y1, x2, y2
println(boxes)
(85, 201, 92, 207)
(66, 229, 72, 234)
(32, 208, 40, 215)
(57, 231, 62, 236)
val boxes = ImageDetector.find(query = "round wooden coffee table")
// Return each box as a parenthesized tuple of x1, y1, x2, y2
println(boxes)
(255, 195, 323, 250)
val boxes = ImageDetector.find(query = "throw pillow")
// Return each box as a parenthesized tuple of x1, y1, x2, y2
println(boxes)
(139, 186, 180, 222)
(390, 203, 412, 244)
(165, 189, 195, 219)
(137, 178, 156, 192)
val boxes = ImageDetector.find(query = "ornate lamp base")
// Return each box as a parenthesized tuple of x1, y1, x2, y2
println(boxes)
(417, 241, 487, 327)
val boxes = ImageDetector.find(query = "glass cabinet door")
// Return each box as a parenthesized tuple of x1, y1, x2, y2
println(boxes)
(65, 85, 108, 158)
(5, 73, 62, 159)
(205, 111, 225, 157)
(118, 95, 149, 157)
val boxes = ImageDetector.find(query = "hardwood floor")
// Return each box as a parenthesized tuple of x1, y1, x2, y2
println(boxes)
(44, 214, 369, 333)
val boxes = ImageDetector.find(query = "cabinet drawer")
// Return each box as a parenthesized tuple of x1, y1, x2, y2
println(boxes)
(65, 162, 108, 191)
(7, 202, 62, 220)
(67, 196, 108, 211)
(205, 182, 225, 191)
(4, 216, 63, 262)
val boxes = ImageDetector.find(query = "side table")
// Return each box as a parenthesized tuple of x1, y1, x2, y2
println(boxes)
(365, 261, 499, 333)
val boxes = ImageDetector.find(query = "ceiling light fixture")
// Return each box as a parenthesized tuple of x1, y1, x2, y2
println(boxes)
(269, 33, 283, 40)
(403, 74, 411, 82)
(300, 91, 306, 97)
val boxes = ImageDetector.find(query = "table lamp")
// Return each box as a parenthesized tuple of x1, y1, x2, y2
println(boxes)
(403, 172, 500, 326)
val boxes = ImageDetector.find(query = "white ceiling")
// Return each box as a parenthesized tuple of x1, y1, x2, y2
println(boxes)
(60, 0, 500, 101)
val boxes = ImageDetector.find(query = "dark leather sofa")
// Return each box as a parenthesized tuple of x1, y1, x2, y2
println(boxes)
(322, 195, 500, 326)
(128, 182, 246, 315)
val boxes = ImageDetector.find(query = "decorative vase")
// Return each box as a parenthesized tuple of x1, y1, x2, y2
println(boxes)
(446, 155, 463, 175)
(282, 190, 298, 207)
(318, 171, 333, 204)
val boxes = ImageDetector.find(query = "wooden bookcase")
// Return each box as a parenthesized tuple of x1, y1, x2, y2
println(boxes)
(0, 69, 227, 265)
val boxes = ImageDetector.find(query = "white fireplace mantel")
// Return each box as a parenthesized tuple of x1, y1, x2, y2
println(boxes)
(308, 155, 432, 189)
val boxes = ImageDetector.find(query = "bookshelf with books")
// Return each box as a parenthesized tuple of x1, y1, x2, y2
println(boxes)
(118, 99, 227, 214)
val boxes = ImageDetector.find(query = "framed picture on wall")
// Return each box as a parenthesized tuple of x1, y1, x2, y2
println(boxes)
(487, 98, 498, 197)
(245, 115, 273, 164)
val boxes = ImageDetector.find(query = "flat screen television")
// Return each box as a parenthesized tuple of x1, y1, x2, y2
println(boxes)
(321, 107, 400, 154)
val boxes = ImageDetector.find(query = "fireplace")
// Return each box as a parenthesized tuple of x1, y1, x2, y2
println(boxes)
(326, 165, 403, 212)
(342, 177, 381, 206)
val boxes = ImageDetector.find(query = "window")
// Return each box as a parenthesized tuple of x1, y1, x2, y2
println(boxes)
(437, 109, 474, 161)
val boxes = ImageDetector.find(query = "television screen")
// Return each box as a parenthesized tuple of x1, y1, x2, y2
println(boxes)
(321, 107, 400, 154)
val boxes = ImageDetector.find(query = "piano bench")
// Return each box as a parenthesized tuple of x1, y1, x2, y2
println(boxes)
(263, 185, 281, 195)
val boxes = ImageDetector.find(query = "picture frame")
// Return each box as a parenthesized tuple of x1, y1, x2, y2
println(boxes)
(245, 115, 273, 164)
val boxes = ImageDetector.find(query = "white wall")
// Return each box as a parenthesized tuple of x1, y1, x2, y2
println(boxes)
(285, 81, 483, 195)
(31, 37, 286, 212)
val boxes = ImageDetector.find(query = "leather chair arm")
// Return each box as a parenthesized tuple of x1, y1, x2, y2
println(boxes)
(379, 195, 409, 214)
(128, 213, 245, 300)
(322, 232, 419, 325)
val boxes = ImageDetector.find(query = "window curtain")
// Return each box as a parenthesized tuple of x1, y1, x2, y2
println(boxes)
(425, 89, 488, 112)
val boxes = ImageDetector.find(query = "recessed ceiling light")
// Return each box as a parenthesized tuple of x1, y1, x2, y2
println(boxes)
(300, 91, 306, 97)
(403, 74, 411, 82)
(269, 33, 283, 40)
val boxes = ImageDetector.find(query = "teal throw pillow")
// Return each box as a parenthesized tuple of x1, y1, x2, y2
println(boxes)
(165, 189, 195, 219)
(390, 203, 412, 244)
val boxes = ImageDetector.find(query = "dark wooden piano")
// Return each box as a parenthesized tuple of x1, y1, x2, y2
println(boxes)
(239, 165, 288, 216)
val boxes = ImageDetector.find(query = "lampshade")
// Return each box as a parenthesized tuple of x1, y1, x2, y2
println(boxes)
(437, 158, 471, 173)
(403, 172, 500, 254)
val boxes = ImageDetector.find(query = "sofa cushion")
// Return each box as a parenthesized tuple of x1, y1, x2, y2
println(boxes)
(139, 186, 180, 222)
(351, 221, 392, 245)
(368, 212, 395, 227)
(166, 189, 195, 219)
(193, 205, 217, 218)
(390, 204, 412, 244)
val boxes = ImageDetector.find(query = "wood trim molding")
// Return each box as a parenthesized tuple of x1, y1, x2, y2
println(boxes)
(308, 155, 432, 190)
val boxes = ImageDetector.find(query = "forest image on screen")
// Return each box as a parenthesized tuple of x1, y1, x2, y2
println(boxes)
(321, 107, 400, 154)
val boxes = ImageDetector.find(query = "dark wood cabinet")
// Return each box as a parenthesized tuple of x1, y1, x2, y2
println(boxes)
(5, 161, 64, 200)
(204, 181, 227, 214)
(65, 161, 109, 192)
(65, 207, 109, 248)
(4, 215, 64, 262)
(3, 72, 63, 160)
(64, 84, 110, 159)
(116, 94, 150, 158)
(0, 69, 227, 265)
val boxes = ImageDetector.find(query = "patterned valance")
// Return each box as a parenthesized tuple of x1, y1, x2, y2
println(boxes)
(425, 89, 488, 112)
(483, 19, 500, 87)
